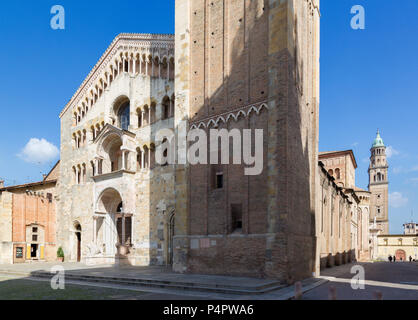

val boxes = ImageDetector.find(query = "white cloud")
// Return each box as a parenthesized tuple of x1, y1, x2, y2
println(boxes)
(389, 192, 408, 208)
(386, 146, 399, 159)
(18, 138, 59, 164)
(393, 166, 403, 174)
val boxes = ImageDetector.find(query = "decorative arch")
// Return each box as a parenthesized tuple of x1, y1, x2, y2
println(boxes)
(96, 187, 123, 214)
(112, 96, 130, 130)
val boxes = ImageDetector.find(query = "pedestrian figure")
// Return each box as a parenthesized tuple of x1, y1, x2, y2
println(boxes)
(294, 281, 303, 300)
(409, 256, 413, 262)
(388, 255, 392, 262)
(328, 286, 337, 300)
(373, 291, 383, 300)
(393, 256, 396, 262)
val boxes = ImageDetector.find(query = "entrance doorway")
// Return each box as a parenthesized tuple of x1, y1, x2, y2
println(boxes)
(395, 249, 406, 261)
(168, 212, 175, 265)
(74, 222, 82, 262)
(31, 244, 38, 259)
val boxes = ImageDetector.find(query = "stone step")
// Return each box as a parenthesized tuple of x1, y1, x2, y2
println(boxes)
(7, 270, 284, 295)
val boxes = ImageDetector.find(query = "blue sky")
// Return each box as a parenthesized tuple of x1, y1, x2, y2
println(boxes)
(0, 1, 416, 234)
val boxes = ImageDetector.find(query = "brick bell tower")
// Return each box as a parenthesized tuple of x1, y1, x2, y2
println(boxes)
(368, 130, 389, 234)
(174, 0, 321, 280)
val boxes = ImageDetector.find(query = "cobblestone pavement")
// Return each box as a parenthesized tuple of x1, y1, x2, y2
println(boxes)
(302, 261, 418, 300)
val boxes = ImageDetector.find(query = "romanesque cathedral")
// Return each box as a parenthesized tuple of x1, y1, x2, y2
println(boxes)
(0, 0, 391, 282)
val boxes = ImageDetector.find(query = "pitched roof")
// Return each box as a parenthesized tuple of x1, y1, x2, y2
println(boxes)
(0, 161, 59, 192)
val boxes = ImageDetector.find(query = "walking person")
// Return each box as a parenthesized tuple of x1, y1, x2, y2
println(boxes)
(388, 255, 392, 262)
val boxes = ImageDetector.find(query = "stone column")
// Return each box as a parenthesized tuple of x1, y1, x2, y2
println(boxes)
(75, 166, 79, 184)
(93, 217, 97, 244)
(122, 214, 126, 245)
(141, 150, 145, 169)
(158, 61, 161, 78)
(121, 150, 126, 170)
(145, 58, 148, 75)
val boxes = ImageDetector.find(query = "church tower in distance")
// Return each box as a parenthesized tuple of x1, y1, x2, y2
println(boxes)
(368, 130, 389, 234)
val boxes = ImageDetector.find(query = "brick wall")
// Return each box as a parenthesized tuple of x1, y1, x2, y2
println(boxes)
(174, 0, 320, 282)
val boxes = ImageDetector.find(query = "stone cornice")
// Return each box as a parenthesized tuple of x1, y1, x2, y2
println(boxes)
(60, 33, 174, 119)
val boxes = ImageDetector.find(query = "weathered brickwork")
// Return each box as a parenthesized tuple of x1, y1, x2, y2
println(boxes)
(0, 176, 57, 264)
(174, 0, 321, 282)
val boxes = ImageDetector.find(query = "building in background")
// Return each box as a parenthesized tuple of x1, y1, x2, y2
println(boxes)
(318, 150, 370, 266)
(0, 162, 59, 264)
(368, 130, 389, 234)
(377, 233, 418, 261)
(403, 221, 418, 235)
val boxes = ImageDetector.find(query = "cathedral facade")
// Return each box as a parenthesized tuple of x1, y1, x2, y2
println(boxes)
(56, 34, 177, 265)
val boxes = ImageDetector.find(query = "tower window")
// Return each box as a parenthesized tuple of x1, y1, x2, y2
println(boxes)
(231, 204, 243, 233)
(216, 173, 223, 189)
(335, 168, 340, 179)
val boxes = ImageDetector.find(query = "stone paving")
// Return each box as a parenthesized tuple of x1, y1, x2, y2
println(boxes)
(0, 262, 325, 300)
(0, 262, 278, 289)
(303, 261, 418, 300)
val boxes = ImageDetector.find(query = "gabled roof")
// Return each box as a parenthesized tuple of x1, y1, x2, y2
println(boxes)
(0, 161, 59, 192)
(59, 33, 174, 118)
(93, 123, 135, 145)
(319, 150, 358, 169)
(43, 160, 60, 182)
(0, 179, 57, 192)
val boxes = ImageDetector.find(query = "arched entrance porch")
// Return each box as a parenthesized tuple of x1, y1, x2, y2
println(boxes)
(92, 188, 133, 262)
(395, 249, 406, 261)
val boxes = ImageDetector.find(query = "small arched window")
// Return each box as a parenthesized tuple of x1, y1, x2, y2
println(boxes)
(162, 96, 170, 120)
(335, 168, 340, 179)
(118, 102, 130, 130)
